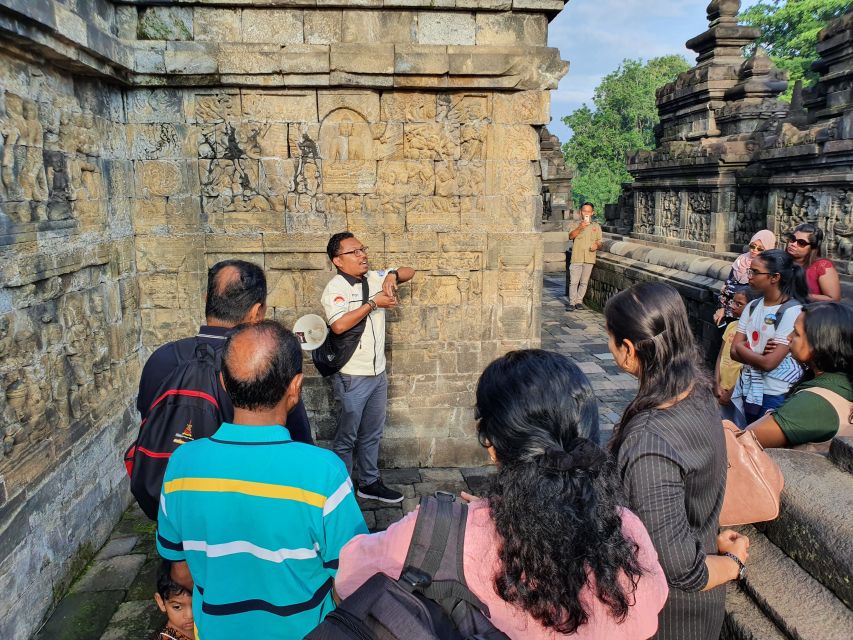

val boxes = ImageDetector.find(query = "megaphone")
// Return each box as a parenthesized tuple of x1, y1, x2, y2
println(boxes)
(292, 314, 329, 351)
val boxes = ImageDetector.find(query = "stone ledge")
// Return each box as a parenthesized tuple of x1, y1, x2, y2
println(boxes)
(722, 584, 787, 640)
(763, 449, 853, 609)
(829, 437, 853, 475)
(114, 0, 565, 10)
(737, 524, 853, 640)
(600, 237, 732, 282)
(0, 2, 567, 90)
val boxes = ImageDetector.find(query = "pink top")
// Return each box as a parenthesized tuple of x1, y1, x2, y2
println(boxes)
(336, 500, 669, 640)
(806, 259, 834, 295)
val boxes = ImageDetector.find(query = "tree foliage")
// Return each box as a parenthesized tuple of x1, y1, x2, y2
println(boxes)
(561, 56, 690, 211)
(741, 0, 852, 101)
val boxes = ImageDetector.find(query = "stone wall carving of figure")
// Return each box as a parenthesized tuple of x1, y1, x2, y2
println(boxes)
(1, 93, 26, 203)
(636, 191, 654, 234)
(660, 191, 681, 237)
(20, 98, 50, 208)
(833, 190, 853, 260)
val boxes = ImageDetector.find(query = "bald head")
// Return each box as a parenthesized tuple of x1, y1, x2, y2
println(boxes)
(205, 260, 267, 325)
(221, 321, 302, 411)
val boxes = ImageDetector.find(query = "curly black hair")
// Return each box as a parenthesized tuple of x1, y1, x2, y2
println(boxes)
(476, 350, 644, 634)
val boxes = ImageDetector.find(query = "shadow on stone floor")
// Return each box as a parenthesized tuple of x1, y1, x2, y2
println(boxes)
(32, 273, 637, 639)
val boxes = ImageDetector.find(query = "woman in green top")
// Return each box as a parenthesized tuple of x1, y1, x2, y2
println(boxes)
(748, 302, 853, 451)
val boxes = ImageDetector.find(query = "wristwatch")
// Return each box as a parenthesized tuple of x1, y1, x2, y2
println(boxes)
(387, 269, 399, 281)
(723, 552, 747, 580)
(367, 299, 378, 311)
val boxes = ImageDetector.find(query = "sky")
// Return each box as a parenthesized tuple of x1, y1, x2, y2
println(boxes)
(547, 0, 763, 142)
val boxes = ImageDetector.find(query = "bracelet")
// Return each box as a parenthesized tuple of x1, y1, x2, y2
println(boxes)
(723, 552, 747, 580)
(367, 299, 377, 312)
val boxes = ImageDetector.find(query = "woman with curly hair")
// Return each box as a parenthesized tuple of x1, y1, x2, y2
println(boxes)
(605, 282, 750, 640)
(335, 350, 668, 639)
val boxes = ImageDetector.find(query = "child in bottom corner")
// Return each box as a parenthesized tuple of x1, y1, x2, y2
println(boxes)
(715, 286, 757, 427)
(152, 560, 194, 640)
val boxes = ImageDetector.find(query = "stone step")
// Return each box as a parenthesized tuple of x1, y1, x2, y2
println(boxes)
(764, 449, 853, 609)
(829, 436, 853, 475)
(737, 525, 853, 640)
(722, 584, 788, 640)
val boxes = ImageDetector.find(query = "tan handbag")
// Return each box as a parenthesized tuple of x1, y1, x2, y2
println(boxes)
(720, 420, 785, 527)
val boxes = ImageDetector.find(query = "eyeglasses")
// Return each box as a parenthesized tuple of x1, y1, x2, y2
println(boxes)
(336, 246, 369, 257)
(748, 243, 763, 251)
(747, 268, 774, 277)
(786, 236, 812, 248)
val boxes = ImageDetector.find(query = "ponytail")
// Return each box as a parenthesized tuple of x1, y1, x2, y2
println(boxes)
(488, 442, 642, 634)
(759, 249, 809, 304)
(476, 350, 643, 634)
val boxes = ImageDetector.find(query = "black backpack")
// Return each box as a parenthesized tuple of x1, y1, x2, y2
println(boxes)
(306, 493, 509, 640)
(123, 340, 226, 520)
(313, 278, 371, 377)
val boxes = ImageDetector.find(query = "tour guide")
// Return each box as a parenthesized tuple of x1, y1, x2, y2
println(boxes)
(321, 232, 415, 504)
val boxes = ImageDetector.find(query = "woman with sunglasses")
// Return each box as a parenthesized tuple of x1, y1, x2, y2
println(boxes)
(335, 350, 669, 639)
(713, 230, 776, 327)
(730, 249, 809, 423)
(747, 302, 853, 451)
(785, 223, 841, 302)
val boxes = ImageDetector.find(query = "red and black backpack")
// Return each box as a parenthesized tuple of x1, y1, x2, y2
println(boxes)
(123, 340, 226, 520)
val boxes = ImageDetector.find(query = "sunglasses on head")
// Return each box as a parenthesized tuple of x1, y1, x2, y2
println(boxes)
(786, 236, 812, 248)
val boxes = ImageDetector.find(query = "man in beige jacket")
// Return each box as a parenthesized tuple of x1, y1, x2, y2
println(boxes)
(567, 202, 603, 310)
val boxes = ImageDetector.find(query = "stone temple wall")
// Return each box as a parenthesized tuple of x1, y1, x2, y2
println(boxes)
(0, 2, 568, 637)
(593, 2, 853, 358)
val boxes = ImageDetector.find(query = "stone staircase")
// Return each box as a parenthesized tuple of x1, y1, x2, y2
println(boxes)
(722, 437, 853, 640)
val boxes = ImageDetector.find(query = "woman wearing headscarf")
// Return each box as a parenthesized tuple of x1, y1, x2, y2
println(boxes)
(713, 230, 776, 327)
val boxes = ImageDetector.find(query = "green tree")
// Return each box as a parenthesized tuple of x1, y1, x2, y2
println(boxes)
(741, 0, 852, 101)
(561, 56, 690, 211)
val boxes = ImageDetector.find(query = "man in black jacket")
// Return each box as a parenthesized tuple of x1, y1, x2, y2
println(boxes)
(137, 259, 313, 443)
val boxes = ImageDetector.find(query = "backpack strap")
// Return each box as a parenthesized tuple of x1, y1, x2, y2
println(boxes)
(799, 387, 853, 435)
(362, 277, 370, 306)
(402, 493, 491, 618)
(772, 298, 801, 331)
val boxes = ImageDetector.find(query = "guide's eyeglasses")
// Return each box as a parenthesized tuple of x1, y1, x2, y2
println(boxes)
(747, 268, 774, 277)
(786, 236, 812, 248)
(337, 246, 369, 257)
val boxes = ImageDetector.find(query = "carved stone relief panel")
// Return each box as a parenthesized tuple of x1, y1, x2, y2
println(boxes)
(830, 189, 853, 261)
(734, 189, 768, 247)
(635, 191, 654, 235)
(686, 191, 711, 243)
(776, 189, 819, 236)
(659, 190, 681, 238)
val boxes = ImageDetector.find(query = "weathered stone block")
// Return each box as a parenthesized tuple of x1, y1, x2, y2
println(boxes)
(164, 43, 217, 74)
(138, 7, 193, 41)
(475, 12, 547, 46)
(330, 44, 394, 75)
(395, 45, 449, 76)
(281, 45, 330, 74)
(194, 8, 241, 42)
(417, 11, 475, 46)
(241, 9, 304, 45)
(493, 90, 549, 124)
(342, 10, 415, 44)
(304, 10, 342, 45)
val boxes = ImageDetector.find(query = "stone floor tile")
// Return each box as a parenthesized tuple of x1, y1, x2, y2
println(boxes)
(71, 554, 146, 594)
(381, 468, 422, 484)
(126, 557, 160, 602)
(419, 468, 465, 482)
(34, 590, 125, 640)
(94, 536, 138, 562)
(372, 507, 406, 532)
(99, 600, 164, 640)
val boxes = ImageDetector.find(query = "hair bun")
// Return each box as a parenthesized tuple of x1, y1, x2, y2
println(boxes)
(537, 438, 607, 474)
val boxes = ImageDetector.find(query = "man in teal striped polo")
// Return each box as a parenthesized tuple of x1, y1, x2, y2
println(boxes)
(156, 321, 368, 639)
